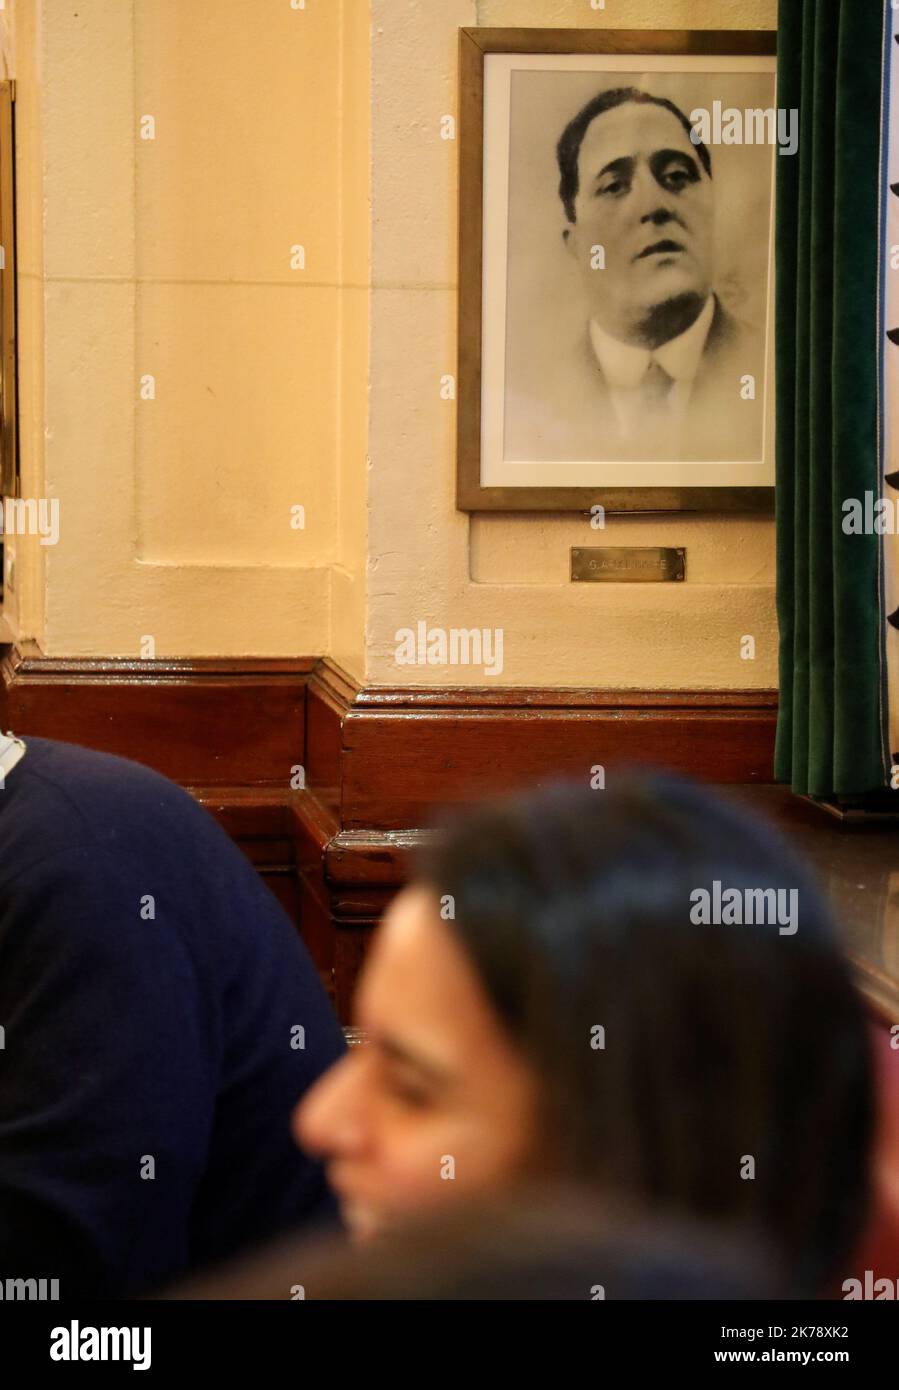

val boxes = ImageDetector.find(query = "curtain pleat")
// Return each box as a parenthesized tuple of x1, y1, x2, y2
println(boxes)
(775, 0, 888, 796)
(884, 3, 899, 764)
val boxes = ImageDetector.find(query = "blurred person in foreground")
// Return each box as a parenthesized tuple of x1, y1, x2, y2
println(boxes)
(0, 734, 346, 1296)
(295, 773, 874, 1297)
(169, 1189, 786, 1300)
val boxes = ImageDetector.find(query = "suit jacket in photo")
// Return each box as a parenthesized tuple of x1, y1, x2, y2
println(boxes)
(504, 294, 766, 465)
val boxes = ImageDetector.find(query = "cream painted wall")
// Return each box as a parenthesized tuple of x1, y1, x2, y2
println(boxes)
(3, 0, 370, 667)
(3, 0, 776, 689)
(366, 0, 778, 689)
(332, 0, 371, 680)
(0, 0, 44, 648)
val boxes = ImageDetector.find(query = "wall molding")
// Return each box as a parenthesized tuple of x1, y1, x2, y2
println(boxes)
(4, 645, 894, 1025)
(0, 641, 779, 1017)
(299, 658, 778, 1014)
(0, 641, 313, 786)
(309, 657, 778, 831)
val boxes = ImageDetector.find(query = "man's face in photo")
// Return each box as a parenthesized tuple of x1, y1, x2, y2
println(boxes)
(564, 99, 715, 348)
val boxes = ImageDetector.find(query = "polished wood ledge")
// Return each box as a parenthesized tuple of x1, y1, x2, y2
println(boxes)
(297, 661, 779, 1015)
(724, 786, 899, 1030)
(2, 642, 897, 1025)
(0, 641, 807, 1020)
(0, 641, 314, 785)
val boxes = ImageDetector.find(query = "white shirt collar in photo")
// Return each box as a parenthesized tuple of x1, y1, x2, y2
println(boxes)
(588, 293, 716, 390)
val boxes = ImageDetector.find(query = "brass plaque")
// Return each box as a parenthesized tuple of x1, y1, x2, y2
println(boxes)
(571, 547, 686, 583)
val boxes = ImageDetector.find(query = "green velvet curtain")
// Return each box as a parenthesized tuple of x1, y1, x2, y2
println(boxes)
(775, 0, 889, 796)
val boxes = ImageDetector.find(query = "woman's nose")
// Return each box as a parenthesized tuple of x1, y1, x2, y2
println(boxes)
(293, 1053, 367, 1158)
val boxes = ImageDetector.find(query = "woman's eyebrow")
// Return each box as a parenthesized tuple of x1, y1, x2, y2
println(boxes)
(377, 1035, 454, 1088)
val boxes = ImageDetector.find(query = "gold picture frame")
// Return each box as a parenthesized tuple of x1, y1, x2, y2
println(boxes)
(456, 28, 778, 513)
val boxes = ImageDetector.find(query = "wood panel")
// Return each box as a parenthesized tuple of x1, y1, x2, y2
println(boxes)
(0, 642, 324, 986)
(0, 642, 312, 786)
(342, 709, 777, 829)
(300, 661, 778, 1014)
(1, 643, 781, 1019)
(309, 660, 778, 830)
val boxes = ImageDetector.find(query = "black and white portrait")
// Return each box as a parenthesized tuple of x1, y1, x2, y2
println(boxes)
(471, 52, 777, 500)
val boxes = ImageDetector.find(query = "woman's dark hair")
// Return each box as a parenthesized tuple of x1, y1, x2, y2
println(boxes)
(415, 773, 874, 1294)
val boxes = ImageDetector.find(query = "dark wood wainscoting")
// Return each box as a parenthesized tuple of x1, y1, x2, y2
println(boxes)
(0, 642, 778, 1019)
(299, 661, 778, 1017)
(0, 641, 318, 980)
(0, 642, 314, 785)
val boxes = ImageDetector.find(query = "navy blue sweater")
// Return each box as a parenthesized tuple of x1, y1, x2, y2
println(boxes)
(0, 737, 346, 1296)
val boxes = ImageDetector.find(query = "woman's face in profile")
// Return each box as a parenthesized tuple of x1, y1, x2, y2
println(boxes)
(294, 884, 540, 1242)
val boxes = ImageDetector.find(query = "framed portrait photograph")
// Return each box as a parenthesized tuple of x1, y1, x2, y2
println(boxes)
(456, 29, 778, 512)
